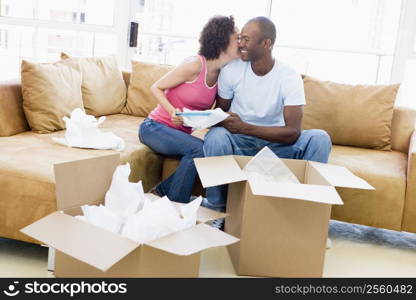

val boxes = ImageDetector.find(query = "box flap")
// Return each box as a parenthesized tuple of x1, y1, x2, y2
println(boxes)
(54, 154, 120, 211)
(196, 206, 228, 223)
(145, 223, 239, 256)
(248, 180, 343, 205)
(194, 156, 247, 187)
(172, 202, 228, 223)
(309, 162, 375, 190)
(21, 212, 139, 272)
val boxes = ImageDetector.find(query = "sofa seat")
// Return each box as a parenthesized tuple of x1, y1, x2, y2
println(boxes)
(0, 114, 162, 243)
(329, 145, 407, 231)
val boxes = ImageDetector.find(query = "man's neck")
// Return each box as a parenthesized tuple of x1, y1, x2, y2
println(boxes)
(207, 53, 235, 73)
(251, 54, 275, 76)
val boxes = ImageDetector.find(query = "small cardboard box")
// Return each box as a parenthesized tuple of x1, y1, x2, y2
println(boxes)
(194, 155, 374, 278)
(21, 154, 239, 278)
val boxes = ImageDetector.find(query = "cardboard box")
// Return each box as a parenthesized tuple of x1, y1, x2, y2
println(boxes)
(194, 155, 374, 278)
(21, 154, 239, 278)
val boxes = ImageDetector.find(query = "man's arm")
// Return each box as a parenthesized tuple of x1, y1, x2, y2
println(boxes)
(221, 105, 303, 145)
(215, 95, 232, 112)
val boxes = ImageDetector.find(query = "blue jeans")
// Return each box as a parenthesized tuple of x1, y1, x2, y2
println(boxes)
(202, 127, 332, 211)
(139, 118, 204, 203)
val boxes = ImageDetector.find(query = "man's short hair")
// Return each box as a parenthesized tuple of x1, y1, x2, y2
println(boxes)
(248, 16, 276, 46)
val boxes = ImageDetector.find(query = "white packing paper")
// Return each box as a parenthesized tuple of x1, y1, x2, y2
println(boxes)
(75, 205, 124, 234)
(76, 162, 203, 245)
(181, 108, 229, 130)
(121, 196, 203, 244)
(243, 146, 300, 184)
(104, 163, 147, 220)
(52, 108, 125, 151)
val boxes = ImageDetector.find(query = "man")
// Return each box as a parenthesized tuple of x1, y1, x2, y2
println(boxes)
(202, 16, 332, 217)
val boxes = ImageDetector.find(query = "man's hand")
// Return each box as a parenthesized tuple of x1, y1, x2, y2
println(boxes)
(221, 112, 247, 134)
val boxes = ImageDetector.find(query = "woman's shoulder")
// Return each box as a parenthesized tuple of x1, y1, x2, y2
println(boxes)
(177, 56, 202, 76)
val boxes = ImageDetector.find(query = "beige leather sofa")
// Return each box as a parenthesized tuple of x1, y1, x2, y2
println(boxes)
(1, 68, 415, 246)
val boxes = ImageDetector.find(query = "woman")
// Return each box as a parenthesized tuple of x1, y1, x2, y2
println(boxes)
(139, 15, 240, 203)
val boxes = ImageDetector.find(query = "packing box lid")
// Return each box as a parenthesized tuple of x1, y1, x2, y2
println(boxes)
(146, 223, 238, 256)
(195, 155, 374, 205)
(248, 181, 343, 205)
(54, 154, 120, 211)
(21, 211, 138, 272)
(194, 156, 247, 187)
(21, 210, 238, 272)
(308, 162, 374, 190)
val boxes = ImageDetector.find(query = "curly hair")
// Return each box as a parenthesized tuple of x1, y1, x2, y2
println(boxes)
(198, 16, 235, 60)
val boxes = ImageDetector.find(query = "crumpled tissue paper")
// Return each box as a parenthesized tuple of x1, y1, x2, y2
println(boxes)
(76, 204, 124, 234)
(182, 108, 229, 130)
(121, 196, 202, 244)
(76, 163, 203, 244)
(52, 108, 125, 151)
(104, 163, 147, 220)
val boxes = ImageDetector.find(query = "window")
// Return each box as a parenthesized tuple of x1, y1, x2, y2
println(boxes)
(0, 0, 122, 80)
(271, 0, 402, 84)
(0, 0, 412, 86)
(133, 0, 404, 85)
(133, 0, 270, 65)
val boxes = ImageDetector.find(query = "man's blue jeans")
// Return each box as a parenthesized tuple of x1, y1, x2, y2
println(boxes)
(202, 127, 332, 212)
(139, 118, 204, 203)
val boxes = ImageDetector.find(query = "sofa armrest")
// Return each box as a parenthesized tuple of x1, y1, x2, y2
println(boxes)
(0, 79, 30, 136)
(391, 106, 416, 153)
(402, 130, 416, 231)
(407, 131, 416, 177)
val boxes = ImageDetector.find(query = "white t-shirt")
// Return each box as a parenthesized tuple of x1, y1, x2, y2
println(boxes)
(218, 59, 305, 127)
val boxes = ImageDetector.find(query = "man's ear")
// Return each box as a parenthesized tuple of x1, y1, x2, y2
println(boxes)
(263, 38, 272, 49)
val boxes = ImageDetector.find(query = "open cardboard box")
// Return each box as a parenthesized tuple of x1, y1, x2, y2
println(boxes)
(21, 154, 239, 278)
(194, 155, 374, 278)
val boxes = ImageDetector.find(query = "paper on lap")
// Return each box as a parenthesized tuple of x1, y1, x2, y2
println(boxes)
(181, 108, 229, 130)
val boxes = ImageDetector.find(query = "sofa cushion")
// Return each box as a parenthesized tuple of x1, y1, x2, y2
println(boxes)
(123, 61, 174, 117)
(0, 79, 29, 136)
(61, 53, 127, 117)
(303, 76, 399, 151)
(0, 114, 162, 243)
(329, 145, 407, 230)
(21, 59, 84, 133)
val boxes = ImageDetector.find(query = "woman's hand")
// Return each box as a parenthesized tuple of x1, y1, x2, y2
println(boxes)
(171, 109, 184, 126)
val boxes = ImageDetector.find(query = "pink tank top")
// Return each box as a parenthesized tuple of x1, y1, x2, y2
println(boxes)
(149, 55, 218, 134)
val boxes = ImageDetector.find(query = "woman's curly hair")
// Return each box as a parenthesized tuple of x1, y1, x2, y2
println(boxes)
(198, 16, 235, 60)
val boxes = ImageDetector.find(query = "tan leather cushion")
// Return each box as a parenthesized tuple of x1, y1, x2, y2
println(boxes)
(0, 114, 162, 243)
(329, 145, 407, 231)
(122, 61, 174, 117)
(303, 76, 399, 151)
(61, 53, 127, 117)
(21, 59, 84, 133)
(0, 79, 29, 136)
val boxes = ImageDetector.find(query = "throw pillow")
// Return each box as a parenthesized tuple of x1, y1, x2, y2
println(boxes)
(61, 52, 127, 117)
(21, 59, 83, 133)
(123, 61, 174, 117)
(302, 75, 399, 151)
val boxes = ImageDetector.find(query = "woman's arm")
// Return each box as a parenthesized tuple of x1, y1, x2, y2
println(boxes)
(151, 57, 201, 125)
